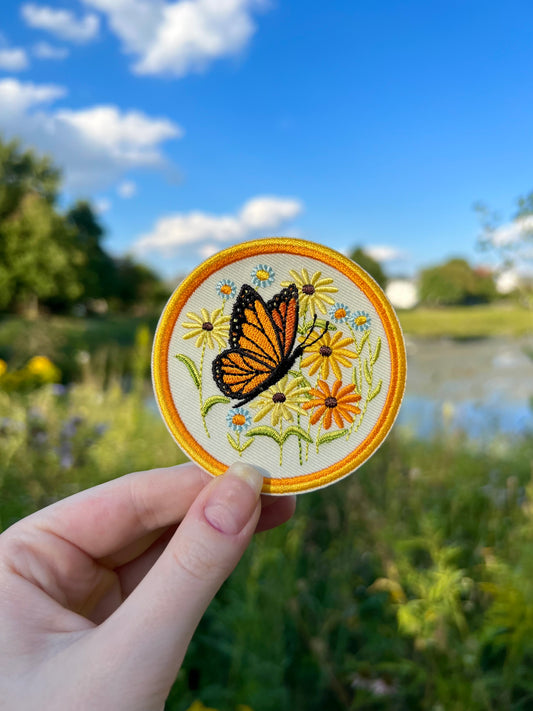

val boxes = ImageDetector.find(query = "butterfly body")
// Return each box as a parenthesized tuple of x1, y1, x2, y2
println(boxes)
(212, 283, 327, 407)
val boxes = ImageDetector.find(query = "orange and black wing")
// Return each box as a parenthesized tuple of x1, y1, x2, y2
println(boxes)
(267, 284, 299, 358)
(212, 284, 299, 404)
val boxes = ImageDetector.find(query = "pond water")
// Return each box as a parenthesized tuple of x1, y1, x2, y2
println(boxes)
(398, 337, 533, 438)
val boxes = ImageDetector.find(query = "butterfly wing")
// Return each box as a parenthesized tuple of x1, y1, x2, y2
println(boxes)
(267, 283, 299, 358)
(212, 284, 300, 403)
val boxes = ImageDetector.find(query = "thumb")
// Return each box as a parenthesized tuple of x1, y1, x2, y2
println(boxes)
(93, 462, 263, 703)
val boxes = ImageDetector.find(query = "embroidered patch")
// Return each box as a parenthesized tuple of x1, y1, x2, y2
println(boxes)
(152, 238, 406, 494)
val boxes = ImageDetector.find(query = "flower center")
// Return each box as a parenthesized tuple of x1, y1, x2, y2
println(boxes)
(324, 396, 337, 409)
(272, 392, 286, 403)
(302, 283, 315, 295)
(202, 322, 213, 331)
(256, 269, 270, 281)
(319, 345, 332, 357)
(232, 414, 246, 426)
(355, 315, 367, 326)
(334, 308, 346, 319)
(220, 284, 232, 295)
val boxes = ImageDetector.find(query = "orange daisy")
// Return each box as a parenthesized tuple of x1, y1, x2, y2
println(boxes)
(302, 379, 362, 430)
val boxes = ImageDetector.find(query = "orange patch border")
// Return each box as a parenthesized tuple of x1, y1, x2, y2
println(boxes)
(152, 237, 407, 494)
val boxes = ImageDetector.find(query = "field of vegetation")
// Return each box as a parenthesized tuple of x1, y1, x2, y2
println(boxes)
(1, 316, 533, 710)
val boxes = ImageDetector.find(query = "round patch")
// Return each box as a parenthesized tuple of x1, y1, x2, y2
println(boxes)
(152, 238, 406, 494)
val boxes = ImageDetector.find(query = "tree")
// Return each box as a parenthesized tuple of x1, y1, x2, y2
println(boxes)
(113, 258, 169, 313)
(349, 247, 388, 289)
(66, 201, 118, 301)
(0, 138, 82, 314)
(419, 257, 496, 306)
(476, 192, 533, 306)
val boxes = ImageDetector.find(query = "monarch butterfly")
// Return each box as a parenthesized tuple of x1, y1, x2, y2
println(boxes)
(212, 283, 328, 407)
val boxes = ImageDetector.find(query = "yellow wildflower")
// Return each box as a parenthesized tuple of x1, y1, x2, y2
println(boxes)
(281, 269, 337, 316)
(250, 375, 309, 427)
(182, 307, 230, 349)
(300, 330, 357, 380)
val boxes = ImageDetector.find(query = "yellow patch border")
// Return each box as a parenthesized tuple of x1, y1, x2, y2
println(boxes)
(152, 237, 407, 494)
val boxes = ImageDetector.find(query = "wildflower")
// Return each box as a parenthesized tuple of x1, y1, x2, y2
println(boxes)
(216, 278, 237, 300)
(302, 379, 361, 429)
(26, 355, 61, 383)
(250, 375, 309, 427)
(328, 302, 351, 323)
(226, 407, 252, 433)
(281, 269, 337, 316)
(0, 359, 7, 377)
(352, 310, 371, 331)
(182, 307, 230, 349)
(300, 330, 357, 380)
(251, 264, 275, 288)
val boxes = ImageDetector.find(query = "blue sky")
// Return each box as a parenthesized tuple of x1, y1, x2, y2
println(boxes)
(1, 0, 532, 279)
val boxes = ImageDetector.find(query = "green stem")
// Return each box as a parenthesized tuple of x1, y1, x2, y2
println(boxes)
(279, 418, 284, 467)
(199, 340, 209, 438)
(315, 419, 323, 454)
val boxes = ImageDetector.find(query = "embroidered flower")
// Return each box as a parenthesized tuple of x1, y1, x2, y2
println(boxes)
(281, 269, 338, 316)
(328, 302, 351, 324)
(251, 264, 275, 288)
(300, 330, 357, 380)
(216, 278, 237, 300)
(182, 307, 230, 349)
(352, 310, 371, 331)
(302, 380, 361, 430)
(250, 375, 309, 427)
(226, 407, 252, 432)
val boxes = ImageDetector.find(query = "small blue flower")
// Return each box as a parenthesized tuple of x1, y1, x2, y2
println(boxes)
(216, 278, 237, 300)
(251, 264, 275, 288)
(226, 407, 252, 433)
(352, 310, 372, 331)
(328, 302, 351, 323)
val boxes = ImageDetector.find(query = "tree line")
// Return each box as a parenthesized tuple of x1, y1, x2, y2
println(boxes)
(1, 135, 529, 316)
(0, 137, 167, 316)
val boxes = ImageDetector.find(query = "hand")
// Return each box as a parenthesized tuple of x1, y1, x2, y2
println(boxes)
(0, 462, 295, 710)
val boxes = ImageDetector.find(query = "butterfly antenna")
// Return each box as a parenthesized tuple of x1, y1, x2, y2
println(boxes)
(299, 315, 330, 352)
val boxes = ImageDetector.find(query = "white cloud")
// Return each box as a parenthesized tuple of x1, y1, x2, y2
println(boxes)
(198, 243, 219, 259)
(364, 245, 405, 263)
(33, 41, 69, 59)
(82, 0, 267, 77)
(117, 180, 137, 198)
(95, 197, 112, 213)
(491, 215, 533, 247)
(0, 78, 182, 190)
(21, 3, 99, 43)
(134, 195, 303, 256)
(56, 105, 181, 164)
(0, 48, 29, 71)
(0, 77, 65, 114)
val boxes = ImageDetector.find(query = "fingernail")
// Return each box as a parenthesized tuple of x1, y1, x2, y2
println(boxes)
(204, 462, 263, 535)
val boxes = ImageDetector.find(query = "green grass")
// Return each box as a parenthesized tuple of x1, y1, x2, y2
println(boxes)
(2, 378, 533, 710)
(398, 303, 533, 338)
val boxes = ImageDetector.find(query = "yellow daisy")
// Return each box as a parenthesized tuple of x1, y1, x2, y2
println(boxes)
(250, 375, 309, 427)
(300, 330, 357, 380)
(281, 269, 338, 316)
(182, 307, 229, 349)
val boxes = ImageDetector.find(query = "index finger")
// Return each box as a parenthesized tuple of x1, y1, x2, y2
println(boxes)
(14, 463, 211, 559)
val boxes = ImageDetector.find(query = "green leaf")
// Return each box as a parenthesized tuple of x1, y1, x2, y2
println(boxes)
(356, 330, 370, 355)
(371, 336, 382, 365)
(317, 429, 349, 446)
(298, 319, 337, 335)
(175, 354, 200, 389)
(368, 380, 383, 401)
(288, 369, 312, 390)
(239, 438, 254, 452)
(201, 395, 230, 417)
(364, 359, 372, 385)
(281, 425, 313, 444)
(245, 425, 282, 445)
(227, 432, 239, 451)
